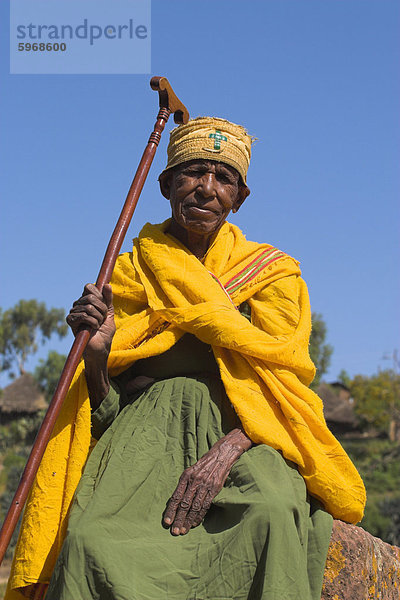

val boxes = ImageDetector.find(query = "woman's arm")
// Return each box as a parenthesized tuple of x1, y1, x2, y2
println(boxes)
(66, 283, 116, 411)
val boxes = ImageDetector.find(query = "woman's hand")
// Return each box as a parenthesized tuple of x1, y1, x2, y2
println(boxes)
(66, 283, 116, 409)
(163, 428, 252, 535)
(67, 283, 116, 362)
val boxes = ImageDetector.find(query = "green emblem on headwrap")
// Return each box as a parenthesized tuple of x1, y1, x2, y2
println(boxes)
(209, 130, 227, 151)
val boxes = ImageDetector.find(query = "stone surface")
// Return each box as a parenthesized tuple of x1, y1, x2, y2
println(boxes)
(322, 520, 400, 600)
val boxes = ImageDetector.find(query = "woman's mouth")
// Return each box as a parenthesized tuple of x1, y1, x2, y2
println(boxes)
(186, 204, 218, 215)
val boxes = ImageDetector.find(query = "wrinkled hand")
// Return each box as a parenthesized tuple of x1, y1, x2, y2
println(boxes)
(66, 283, 116, 362)
(163, 429, 252, 535)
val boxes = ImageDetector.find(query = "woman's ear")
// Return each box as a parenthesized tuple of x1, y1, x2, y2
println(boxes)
(159, 170, 173, 200)
(232, 184, 250, 213)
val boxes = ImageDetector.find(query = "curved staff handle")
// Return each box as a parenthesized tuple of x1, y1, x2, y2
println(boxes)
(151, 76, 190, 125)
(0, 77, 189, 565)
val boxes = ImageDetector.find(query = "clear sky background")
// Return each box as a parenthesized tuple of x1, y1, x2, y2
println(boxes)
(1, 0, 399, 386)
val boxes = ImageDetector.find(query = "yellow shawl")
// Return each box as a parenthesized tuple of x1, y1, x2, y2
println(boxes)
(6, 220, 366, 599)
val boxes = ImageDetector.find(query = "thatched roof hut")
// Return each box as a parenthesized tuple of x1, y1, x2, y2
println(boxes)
(318, 382, 359, 435)
(0, 373, 47, 418)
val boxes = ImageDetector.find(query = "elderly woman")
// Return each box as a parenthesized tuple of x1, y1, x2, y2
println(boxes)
(6, 118, 365, 600)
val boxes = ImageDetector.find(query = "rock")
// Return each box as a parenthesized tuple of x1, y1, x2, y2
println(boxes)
(322, 520, 400, 599)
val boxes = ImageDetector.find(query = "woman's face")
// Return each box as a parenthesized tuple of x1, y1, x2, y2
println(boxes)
(164, 160, 247, 237)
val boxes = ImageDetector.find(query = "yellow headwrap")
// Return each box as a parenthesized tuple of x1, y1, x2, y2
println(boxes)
(161, 116, 253, 184)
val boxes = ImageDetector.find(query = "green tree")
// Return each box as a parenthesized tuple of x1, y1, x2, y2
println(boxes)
(309, 313, 333, 389)
(351, 369, 400, 441)
(0, 300, 68, 377)
(34, 350, 67, 402)
(337, 369, 352, 388)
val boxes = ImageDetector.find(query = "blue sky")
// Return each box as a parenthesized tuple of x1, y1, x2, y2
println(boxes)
(1, 0, 399, 386)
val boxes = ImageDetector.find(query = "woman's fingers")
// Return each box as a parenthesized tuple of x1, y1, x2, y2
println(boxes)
(83, 283, 103, 299)
(183, 488, 213, 532)
(67, 304, 104, 334)
(69, 302, 105, 321)
(165, 471, 220, 535)
(164, 442, 239, 536)
(73, 292, 107, 314)
(67, 312, 102, 331)
(169, 486, 199, 535)
(67, 284, 113, 335)
(163, 475, 189, 529)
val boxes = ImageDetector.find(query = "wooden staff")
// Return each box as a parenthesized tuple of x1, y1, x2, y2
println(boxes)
(0, 76, 189, 564)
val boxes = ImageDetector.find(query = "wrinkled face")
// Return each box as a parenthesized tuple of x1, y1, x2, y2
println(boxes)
(163, 160, 246, 236)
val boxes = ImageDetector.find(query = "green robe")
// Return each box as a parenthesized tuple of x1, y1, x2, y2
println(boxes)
(45, 333, 332, 600)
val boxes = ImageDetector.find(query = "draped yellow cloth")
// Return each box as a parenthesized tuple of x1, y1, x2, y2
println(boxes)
(6, 220, 366, 599)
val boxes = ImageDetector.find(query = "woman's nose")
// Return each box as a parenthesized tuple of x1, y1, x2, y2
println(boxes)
(199, 172, 216, 197)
